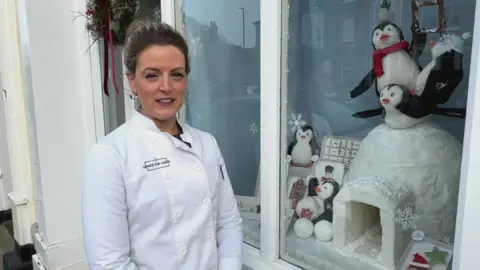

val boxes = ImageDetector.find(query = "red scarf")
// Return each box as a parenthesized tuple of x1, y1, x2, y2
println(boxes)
(372, 41, 409, 77)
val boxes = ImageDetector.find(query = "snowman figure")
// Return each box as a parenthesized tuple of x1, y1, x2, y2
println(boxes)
(293, 177, 340, 241)
(286, 125, 319, 167)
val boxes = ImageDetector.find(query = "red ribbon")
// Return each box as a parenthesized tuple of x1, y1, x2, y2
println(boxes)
(102, 0, 119, 96)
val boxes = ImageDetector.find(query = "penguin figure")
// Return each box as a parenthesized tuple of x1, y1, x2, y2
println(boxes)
(353, 84, 466, 129)
(350, 21, 427, 99)
(295, 177, 339, 221)
(311, 177, 341, 224)
(287, 125, 318, 167)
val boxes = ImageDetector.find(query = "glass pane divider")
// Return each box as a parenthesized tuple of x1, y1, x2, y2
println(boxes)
(452, 1, 480, 268)
(279, 0, 290, 262)
(163, 0, 188, 124)
(260, 0, 283, 264)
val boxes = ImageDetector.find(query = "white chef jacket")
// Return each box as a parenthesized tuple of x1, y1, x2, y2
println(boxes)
(81, 111, 243, 270)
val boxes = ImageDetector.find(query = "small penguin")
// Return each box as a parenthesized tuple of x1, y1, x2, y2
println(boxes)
(287, 125, 318, 167)
(295, 177, 339, 220)
(353, 84, 466, 128)
(350, 21, 427, 99)
(312, 177, 341, 224)
(293, 177, 341, 240)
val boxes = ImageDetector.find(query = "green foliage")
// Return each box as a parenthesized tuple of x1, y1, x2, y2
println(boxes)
(84, 0, 138, 46)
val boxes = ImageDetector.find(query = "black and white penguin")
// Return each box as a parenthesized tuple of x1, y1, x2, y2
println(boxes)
(295, 177, 340, 221)
(287, 125, 318, 167)
(311, 177, 341, 224)
(353, 84, 466, 128)
(350, 21, 427, 99)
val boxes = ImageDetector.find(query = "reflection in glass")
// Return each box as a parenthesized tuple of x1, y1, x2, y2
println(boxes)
(182, 0, 261, 248)
(280, 0, 474, 269)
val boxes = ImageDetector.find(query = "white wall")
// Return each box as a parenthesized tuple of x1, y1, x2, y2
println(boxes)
(21, 0, 103, 268)
(0, 0, 36, 246)
(0, 73, 12, 212)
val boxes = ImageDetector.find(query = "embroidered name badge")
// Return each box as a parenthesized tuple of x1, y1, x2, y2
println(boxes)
(143, 157, 171, 171)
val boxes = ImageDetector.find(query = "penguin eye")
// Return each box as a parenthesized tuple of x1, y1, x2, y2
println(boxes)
(391, 92, 395, 97)
(387, 26, 392, 31)
(381, 92, 384, 97)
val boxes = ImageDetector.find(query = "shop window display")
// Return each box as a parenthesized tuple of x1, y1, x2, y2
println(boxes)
(182, 0, 261, 248)
(280, 0, 474, 269)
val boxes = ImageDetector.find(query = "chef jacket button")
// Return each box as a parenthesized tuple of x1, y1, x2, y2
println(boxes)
(207, 233, 214, 241)
(179, 247, 187, 256)
(174, 212, 181, 223)
(203, 198, 209, 206)
(165, 173, 171, 180)
(194, 163, 203, 171)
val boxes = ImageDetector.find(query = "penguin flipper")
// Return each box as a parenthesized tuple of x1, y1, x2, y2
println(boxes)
(422, 51, 464, 105)
(287, 142, 295, 156)
(352, 108, 383, 118)
(434, 107, 467, 118)
(350, 69, 376, 98)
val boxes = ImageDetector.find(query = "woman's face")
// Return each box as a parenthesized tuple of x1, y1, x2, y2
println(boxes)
(127, 45, 187, 123)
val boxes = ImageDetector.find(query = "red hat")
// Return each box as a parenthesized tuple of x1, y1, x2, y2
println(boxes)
(410, 253, 430, 268)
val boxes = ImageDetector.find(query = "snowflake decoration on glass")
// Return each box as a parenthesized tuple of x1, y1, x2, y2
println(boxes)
(395, 206, 419, 231)
(153, 6, 161, 22)
(250, 122, 259, 134)
(288, 113, 306, 133)
(189, 37, 203, 57)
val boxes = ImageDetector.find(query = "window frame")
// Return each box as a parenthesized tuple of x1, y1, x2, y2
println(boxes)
(163, 0, 480, 269)
(162, 0, 187, 125)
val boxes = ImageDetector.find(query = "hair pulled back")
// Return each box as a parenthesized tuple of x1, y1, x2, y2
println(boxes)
(123, 19, 190, 74)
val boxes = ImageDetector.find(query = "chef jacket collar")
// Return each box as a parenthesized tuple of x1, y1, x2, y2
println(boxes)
(131, 111, 198, 155)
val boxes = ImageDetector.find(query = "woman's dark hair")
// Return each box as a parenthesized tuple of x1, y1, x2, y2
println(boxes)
(123, 19, 190, 74)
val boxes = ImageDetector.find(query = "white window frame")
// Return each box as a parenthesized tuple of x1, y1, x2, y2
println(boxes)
(161, 0, 187, 125)
(163, 0, 480, 269)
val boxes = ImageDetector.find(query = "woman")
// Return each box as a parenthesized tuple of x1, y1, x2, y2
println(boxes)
(81, 20, 243, 270)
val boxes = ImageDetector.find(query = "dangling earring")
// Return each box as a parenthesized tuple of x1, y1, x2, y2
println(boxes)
(132, 92, 141, 111)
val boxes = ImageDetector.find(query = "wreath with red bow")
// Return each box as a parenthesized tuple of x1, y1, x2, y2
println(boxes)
(76, 0, 138, 96)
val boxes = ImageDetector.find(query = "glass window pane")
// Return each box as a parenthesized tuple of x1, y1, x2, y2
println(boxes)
(182, 0, 261, 248)
(280, 0, 474, 269)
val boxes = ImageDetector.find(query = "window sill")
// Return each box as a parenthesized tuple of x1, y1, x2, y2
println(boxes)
(243, 243, 302, 270)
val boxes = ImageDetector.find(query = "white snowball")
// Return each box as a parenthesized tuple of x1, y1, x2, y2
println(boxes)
(462, 32, 472, 40)
(314, 220, 333, 242)
(293, 218, 314, 239)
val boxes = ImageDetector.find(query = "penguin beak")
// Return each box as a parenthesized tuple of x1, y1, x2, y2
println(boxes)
(315, 186, 321, 193)
(300, 135, 306, 139)
(380, 34, 390, 41)
(381, 98, 390, 104)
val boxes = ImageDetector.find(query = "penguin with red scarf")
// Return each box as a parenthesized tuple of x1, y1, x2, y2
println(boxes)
(349, 20, 427, 99)
(352, 32, 471, 123)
